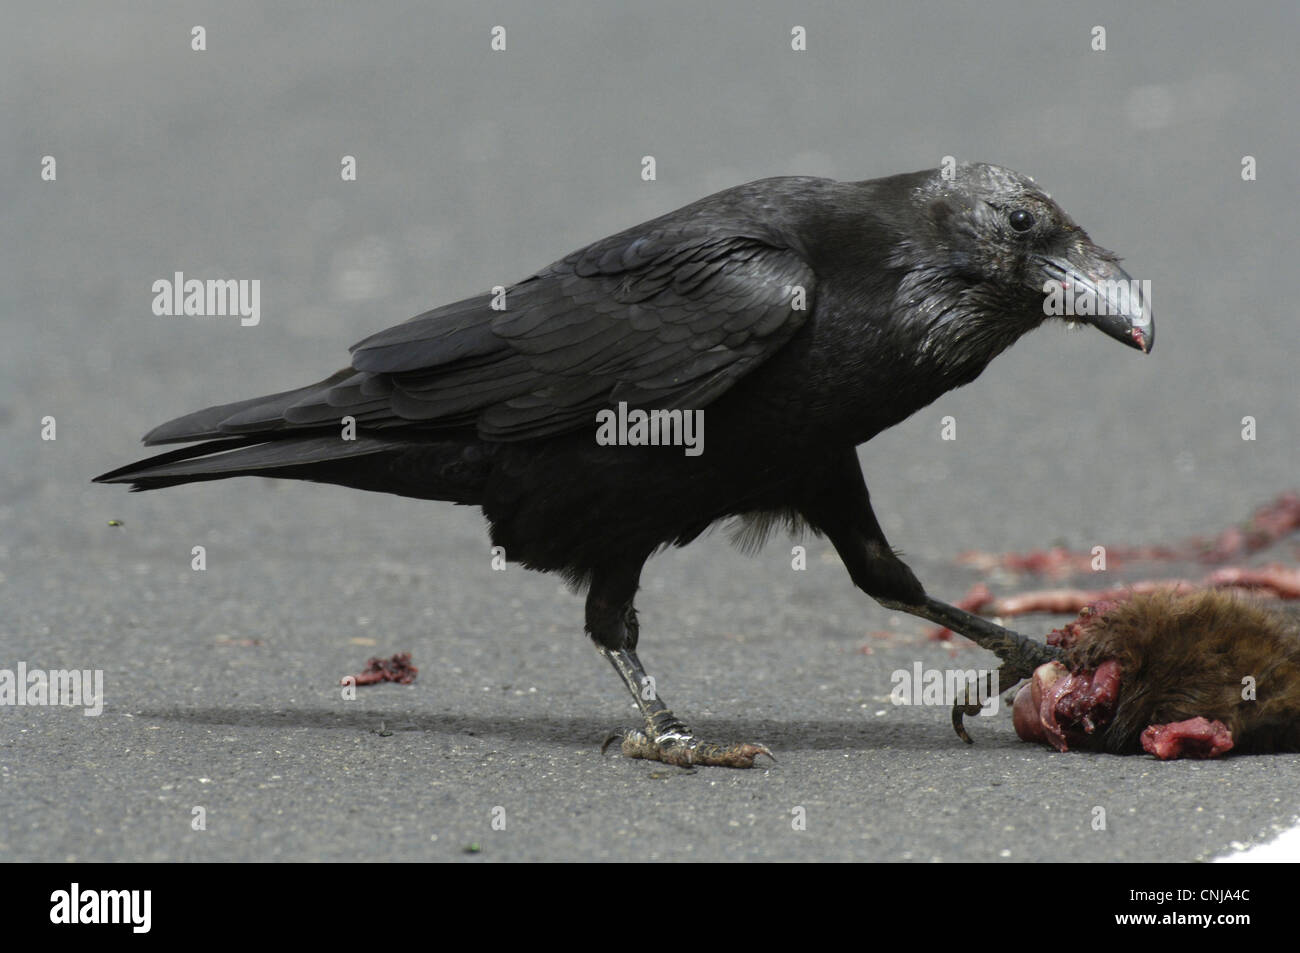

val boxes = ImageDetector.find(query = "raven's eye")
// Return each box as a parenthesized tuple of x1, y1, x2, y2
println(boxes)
(1009, 209, 1035, 232)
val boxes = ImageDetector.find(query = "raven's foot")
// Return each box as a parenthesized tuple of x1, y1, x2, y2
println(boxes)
(595, 645, 775, 768)
(952, 660, 1033, 744)
(876, 594, 1062, 745)
(602, 728, 774, 768)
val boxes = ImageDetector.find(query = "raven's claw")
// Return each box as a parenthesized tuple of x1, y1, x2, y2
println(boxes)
(950, 660, 1033, 744)
(603, 728, 775, 768)
(951, 703, 980, 744)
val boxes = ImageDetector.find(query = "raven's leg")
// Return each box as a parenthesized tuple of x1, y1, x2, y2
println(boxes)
(597, 646, 774, 768)
(587, 561, 774, 768)
(801, 451, 1061, 740)
(884, 598, 1056, 744)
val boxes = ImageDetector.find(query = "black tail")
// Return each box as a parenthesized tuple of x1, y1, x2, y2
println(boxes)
(94, 365, 492, 500)
(139, 369, 357, 445)
(94, 367, 403, 491)
(93, 433, 417, 492)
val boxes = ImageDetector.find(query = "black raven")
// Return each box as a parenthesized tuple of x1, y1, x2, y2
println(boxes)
(95, 163, 1152, 767)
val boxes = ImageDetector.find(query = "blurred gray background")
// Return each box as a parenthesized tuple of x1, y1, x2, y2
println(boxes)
(2, 1, 1297, 862)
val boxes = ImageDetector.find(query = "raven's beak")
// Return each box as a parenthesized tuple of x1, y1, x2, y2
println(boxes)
(1038, 251, 1153, 353)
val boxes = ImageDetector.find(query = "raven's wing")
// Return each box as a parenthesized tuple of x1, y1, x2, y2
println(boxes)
(146, 228, 816, 446)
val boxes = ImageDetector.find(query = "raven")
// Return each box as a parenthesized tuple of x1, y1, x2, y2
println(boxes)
(95, 163, 1152, 767)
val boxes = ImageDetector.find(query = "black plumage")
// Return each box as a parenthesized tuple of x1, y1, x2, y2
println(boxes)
(96, 163, 1152, 767)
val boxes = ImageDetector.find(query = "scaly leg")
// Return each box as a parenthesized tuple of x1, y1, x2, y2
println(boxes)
(587, 560, 773, 769)
(598, 644, 774, 768)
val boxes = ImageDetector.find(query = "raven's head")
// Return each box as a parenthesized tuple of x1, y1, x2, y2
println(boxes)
(905, 162, 1152, 354)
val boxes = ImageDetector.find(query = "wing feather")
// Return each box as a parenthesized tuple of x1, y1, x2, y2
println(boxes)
(146, 227, 816, 446)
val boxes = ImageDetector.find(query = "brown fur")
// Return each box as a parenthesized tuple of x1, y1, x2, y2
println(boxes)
(1063, 591, 1300, 754)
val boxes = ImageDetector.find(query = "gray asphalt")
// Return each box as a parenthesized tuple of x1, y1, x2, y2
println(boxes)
(3, 1, 1298, 862)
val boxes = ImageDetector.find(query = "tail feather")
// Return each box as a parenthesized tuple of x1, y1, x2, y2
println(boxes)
(94, 434, 411, 491)
(142, 368, 355, 445)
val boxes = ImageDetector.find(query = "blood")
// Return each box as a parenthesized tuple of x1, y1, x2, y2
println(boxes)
(956, 491, 1300, 578)
(343, 652, 418, 686)
(1140, 718, 1234, 760)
